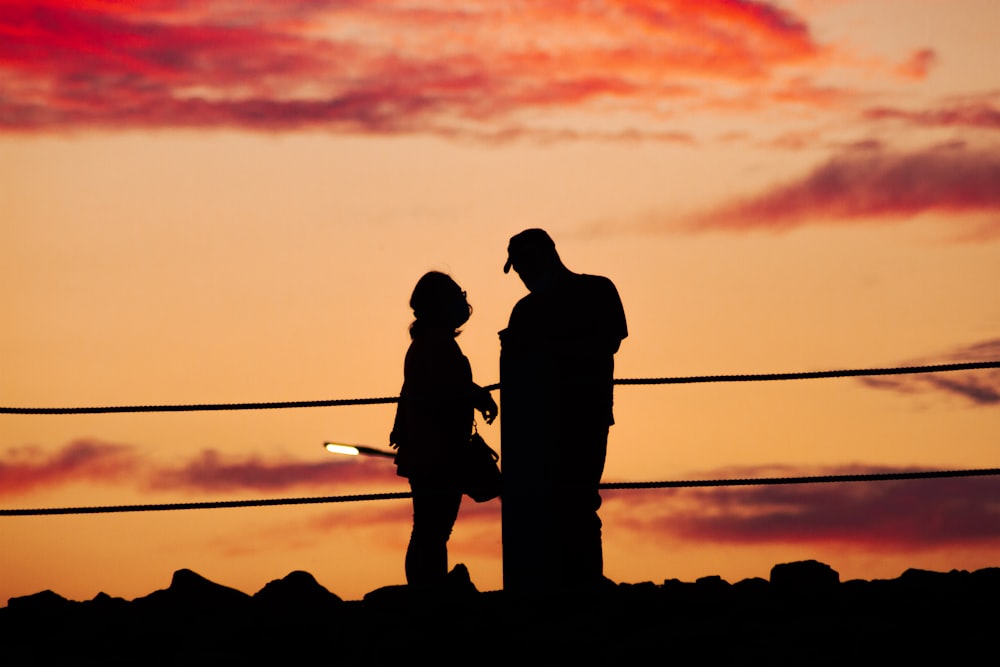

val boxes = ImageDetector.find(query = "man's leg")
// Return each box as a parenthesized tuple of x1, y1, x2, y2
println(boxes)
(553, 428, 608, 587)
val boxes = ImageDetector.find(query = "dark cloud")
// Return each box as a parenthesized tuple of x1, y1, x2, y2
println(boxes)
(857, 339, 1000, 406)
(604, 463, 1000, 550)
(690, 143, 1000, 235)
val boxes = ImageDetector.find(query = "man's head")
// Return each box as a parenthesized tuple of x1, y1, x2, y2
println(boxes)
(504, 228, 563, 292)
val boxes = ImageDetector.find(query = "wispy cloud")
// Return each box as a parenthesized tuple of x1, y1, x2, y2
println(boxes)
(0, 0, 845, 136)
(893, 48, 937, 80)
(10, 438, 998, 556)
(0, 440, 402, 498)
(604, 463, 1000, 550)
(0, 440, 140, 497)
(11, 443, 995, 557)
(306, 495, 498, 533)
(148, 449, 400, 492)
(275, 461, 1000, 554)
(202, 485, 502, 558)
(863, 97, 1000, 131)
(858, 339, 1000, 406)
(689, 142, 1000, 236)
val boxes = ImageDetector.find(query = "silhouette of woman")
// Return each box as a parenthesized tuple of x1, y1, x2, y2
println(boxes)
(390, 271, 497, 587)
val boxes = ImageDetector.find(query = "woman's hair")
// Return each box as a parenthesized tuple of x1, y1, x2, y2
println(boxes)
(409, 271, 472, 338)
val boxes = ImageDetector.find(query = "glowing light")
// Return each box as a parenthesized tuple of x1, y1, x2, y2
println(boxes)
(323, 442, 397, 458)
(324, 442, 360, 456)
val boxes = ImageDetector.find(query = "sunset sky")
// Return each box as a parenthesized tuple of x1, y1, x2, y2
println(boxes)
(2, 0, 999, 604)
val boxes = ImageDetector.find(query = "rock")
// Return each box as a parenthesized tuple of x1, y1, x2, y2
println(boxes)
(253, 570, 342, 614)
(769, 560, 839, 595)
(4, 561, 1000, 663)
(132, 568, 251, 614)
(363, 563, 479, 610)
(445, 562, 478, 596)
(7, 589, 77, 615)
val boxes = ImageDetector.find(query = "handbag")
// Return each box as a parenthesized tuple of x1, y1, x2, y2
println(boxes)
(461, 421, 502, 502)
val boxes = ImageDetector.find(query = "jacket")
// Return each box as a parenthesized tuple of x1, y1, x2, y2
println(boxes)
(391, 329, 475, 480)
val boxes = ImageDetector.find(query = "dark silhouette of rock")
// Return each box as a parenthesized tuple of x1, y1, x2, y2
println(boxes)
(132, 568, 251, 615)
(252, 570, 342, 614)
(732, 576, 769, 594)
(770, 559, 840, 594)
(82, 590, 130, 617)
(695, 573, 731, 591)
(2, 561, 997, 663)
(6, 589, 78, 615)
(443, 562, 478, 595)
(363, 562, 479, 610)
(87, 591, 128, 607)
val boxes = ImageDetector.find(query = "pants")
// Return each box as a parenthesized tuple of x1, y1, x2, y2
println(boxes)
(405, 477, 462, 586)
(546, 427, 608, 586)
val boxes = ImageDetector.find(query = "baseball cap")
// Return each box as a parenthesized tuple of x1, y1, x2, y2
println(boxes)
(503, 228, 556, 273)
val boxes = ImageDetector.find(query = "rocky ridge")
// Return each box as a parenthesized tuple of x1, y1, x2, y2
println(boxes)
(2, 561, 996, 664)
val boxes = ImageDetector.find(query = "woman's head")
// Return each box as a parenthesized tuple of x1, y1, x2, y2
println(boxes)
(409, 271, 471, 337)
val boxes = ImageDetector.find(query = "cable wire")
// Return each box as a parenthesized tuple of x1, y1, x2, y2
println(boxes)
(3, 360, 997, 517)
(3, 467, 998, 516)
(0, 492, 412, 516)
(0, 395, 399, 415)
(600, 466, 1000, 489)
(2, 360, 997, 414)
(614, 360, 1000, 385)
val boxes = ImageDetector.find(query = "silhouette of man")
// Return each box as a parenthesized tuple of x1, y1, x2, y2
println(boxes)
(499, 229, 627, 592)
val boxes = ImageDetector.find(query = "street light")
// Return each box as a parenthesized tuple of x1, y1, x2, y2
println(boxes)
(323, 442, 397, 458)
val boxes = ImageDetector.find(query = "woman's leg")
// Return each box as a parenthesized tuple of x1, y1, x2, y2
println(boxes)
(405, 478, 462, 586)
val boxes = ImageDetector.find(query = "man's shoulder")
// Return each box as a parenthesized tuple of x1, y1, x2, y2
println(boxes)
(575, 272, 618, 290)
(573, 273, 627, 338)
(571, 273, 623, 304)
(510, 290, 539, 313)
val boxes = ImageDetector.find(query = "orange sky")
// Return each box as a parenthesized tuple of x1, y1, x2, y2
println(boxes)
(2, 0, 999, 603)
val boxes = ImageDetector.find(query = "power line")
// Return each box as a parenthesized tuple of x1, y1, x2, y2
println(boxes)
(0, 492, 411, 516)
(0, 395, 399, 415)
(615, 360, 1000, 385)
(3, 467, 998, 516)
(601, 466, 1000, 489)
(2, 360, 997, 415)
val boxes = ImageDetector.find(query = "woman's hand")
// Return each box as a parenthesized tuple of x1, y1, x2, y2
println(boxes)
(474, 386, 498, 425)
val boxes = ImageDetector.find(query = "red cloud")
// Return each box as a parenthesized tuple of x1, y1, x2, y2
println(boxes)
(604, 464, 1000, 550)
(0, 440, 140, 497)
(691, 143, 1000, 235)
(769, 76, 856, 108)
(306, 494, 499, 533)
(149, 449, 401, 492)
(0, 440, 403, 498)
(0, 0, 826, 135)
(864, 100, 1000, 131)
(894, 48, 937, 80)
(297, 460, 1000, 556)
(9, 442, 996, 557)
(858, 339, 1000, 406)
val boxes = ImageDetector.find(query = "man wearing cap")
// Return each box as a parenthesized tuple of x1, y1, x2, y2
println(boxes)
(499, 229, 627, 592)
